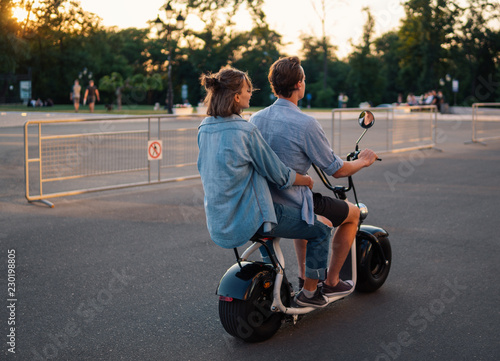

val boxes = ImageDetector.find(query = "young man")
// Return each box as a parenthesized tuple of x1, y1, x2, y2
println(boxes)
(84, 80, 100, 113)
(250, 56, 378, 303)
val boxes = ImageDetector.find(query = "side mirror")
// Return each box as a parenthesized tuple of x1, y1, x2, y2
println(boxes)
(358, 110, 375, 129)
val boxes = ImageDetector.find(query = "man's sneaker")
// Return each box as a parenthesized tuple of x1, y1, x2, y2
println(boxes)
(295, 289, 328, 308)
(321, 280, 354, 298)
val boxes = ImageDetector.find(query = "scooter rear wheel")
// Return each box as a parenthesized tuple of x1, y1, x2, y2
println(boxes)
(218, 274, 290, 342)
(356, 236, 392, 292)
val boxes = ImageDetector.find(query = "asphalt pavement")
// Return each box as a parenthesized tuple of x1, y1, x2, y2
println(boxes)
(0, 111, 499, 360)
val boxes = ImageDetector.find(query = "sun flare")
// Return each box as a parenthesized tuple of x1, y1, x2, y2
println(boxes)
(12, 6, 29, 22)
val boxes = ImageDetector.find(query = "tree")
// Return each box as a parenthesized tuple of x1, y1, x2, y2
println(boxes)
(398, 0, 458, 94)
(449, 0, 500, 104)
(0, 0, 28, 74)
(99, 72, 124, 108)
(0, 0, 31, 102)
(346, 7, 385, 106)
(300, 35, 345, 108)
(172, 0, 284, 106)
(309, 0, 339, 91)
(15, 0, 103, 102)
(234, 24, 283, 106)
(374, 31, 404, 103)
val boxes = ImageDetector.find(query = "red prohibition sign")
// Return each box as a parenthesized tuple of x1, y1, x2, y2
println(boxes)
(148, 141, 162, 159)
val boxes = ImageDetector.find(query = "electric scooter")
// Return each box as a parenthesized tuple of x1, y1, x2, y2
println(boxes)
(216, 111, 391, 342)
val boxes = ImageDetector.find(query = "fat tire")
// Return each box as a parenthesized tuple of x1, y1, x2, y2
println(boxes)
(218, 274, 289, 342)
(356, 236, 391, 292)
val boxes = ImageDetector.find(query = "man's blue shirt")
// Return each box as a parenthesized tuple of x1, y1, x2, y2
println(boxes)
(251, 98, 344, 225)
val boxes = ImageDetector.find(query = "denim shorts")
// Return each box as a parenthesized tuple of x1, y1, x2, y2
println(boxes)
(258, 203, 332, 280)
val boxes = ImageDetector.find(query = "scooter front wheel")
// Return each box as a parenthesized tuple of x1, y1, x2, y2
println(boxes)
(218, 273, 290, 342)
(356, 236, 392, 292)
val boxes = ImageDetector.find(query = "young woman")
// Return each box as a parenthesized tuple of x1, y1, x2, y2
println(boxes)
(197, 66, 333, 307)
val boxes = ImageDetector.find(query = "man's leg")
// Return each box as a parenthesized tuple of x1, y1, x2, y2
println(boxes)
(295, 194, 359, 293)
(324, 202, 359, 287)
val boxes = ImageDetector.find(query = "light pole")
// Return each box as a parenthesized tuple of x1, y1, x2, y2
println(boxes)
(78, 67, 93, 85)
(439, 74, 458, 106)
(154, 2, 185, 114)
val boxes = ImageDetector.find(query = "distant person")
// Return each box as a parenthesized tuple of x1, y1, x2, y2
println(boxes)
(84, 80, 100, 113)
(437, 90, 445, 113)
(342, 93, 349, 108)
(406, 93, 417, 106)
(71, 80, 81, 112)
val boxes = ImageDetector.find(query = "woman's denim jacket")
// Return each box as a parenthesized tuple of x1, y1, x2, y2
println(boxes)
(197, 115, 296, 248)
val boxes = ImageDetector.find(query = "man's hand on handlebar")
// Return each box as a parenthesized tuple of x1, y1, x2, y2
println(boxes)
(358, 149, 379, 166)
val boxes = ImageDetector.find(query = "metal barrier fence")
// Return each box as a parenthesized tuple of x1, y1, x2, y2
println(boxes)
(24, 115, 203, 207)
(24, 108, 438, 206)
(471, 103, 500, 143)
(331, 105, 437, 157)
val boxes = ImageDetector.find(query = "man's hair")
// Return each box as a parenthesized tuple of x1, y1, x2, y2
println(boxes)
(200, 66, 252, 117)
(268, 56, 303, 98)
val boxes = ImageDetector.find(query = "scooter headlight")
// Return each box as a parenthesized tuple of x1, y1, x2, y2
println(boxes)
(357, 203, 368, 221)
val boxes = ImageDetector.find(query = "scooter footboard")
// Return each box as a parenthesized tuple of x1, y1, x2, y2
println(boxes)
(216, 261, 275, 301)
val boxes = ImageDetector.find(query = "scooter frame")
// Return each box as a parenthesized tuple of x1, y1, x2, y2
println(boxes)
(234, 235, 357, 316)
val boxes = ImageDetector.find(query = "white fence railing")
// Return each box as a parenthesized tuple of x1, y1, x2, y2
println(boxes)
(24, 115, 202, 207)
(331, 105, 437, 157)
(471, 103, 500, 143)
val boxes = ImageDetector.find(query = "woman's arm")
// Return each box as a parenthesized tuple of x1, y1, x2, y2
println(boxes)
(294, 174, 314, 190)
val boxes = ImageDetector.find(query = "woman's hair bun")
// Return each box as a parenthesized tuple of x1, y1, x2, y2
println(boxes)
(202, 75, 220, 90)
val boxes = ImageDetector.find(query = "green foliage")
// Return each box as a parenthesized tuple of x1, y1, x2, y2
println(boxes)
(315, 87, 335, 108)
(1, 0, 499, 107)
(398, 0, 458, 93)
(346, 8, 386, 106)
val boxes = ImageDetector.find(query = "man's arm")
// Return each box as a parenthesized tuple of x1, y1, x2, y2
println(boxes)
(333, 149, 378, 178)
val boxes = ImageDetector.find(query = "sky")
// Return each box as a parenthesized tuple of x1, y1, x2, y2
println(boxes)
(79, 0, 406, 58)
